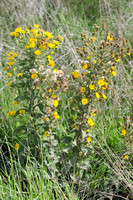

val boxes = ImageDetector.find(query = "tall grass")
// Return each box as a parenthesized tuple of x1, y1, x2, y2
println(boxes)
(0, 0, 132, 199)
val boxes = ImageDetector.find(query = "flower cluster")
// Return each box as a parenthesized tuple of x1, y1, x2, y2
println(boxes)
(70, 24, 130, 148)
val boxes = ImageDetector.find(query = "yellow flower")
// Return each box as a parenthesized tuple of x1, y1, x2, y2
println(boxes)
(4, 66, 9, 70)
(7, 56, 14, 60)
(57, 35, 64, 41)
(34, 50, 41, 55)
(19, 110, 26, 114)
(124, 155, 128, 160)
(48, 43, 55, 48)
(102, 87, 106, 90)
(98, 59, 101, 63)
(34, 24, 40, 28)
(8, 51, 13, 55)
(81, 98, 88, 105)
(8, 61, 14, 65)
(80, 87, 86, 93)
(102, 93, 107, 99)
(87, 56, 91, 59)
(48, 88, 52, 93)
(17, 73, 23, 77)
(44, 31, 52, 39)
(111, 71, 116, 77)
(127, 52, 130, 56)
(44, 131, 49, 137)
(31, 73, 38, 79)
(72, 116, 77, 121)
(51, 94, 55, 98)
(87, 137, 92, 142)
(115, 58, 120, 62)
(40, 44, 46, 49)
(14, 143, 20, 150)
(121, 129, 126, 136)
(89, 84, 95, 90)
(7, 81, 12, 86)
(82, 64, 88, 70)
(86, 136, 92, 146)
(50, 51, 54, 54)
(53, 100, 59, 107)
(71, 70, 80, 78)
(25, 45, 30, 49)
(8, 110, 16, 116)
(13, 53, 18, 58)
(53, 40, 60, 45)
(53, 111, 60, 119)
(87, 129, 90, 132)
(107, 36, 113, 41)
(45, 118, 49, 121)
(93, 61, 96, 64)
(29, 41, 36, 48)
(98, 79, 105, 86)
(47, 55, 52, 60)
(95, 92, 100, 99)
(87, 117, 94, 126)
(48, 60, 55, 67)
(13, 101, 18, 106)
(7, 73, 12, 77)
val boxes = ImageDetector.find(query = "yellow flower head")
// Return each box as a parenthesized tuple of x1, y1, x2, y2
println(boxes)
(19, 110, 26, 114)
(48, 43, 55, 48)
(44, 131, 49, 137)
(8, 110, 16, 116)
(87, 117, 94, 126)
(95, 92, 100, 99)
(121, 129, 126, 136)
(87, 137, 92, 142)
(31, 73, 38, 79)
(48, 88, 52, 93)
(102, 93, 107, 99)
(17, 73, 23, 77)
(7, 81, 12, 86)
(34, 24, 40, 28)
(48, 60, 55, 67)
(82, 64, 88, 70)
(44, 31, 52, 39)
(71, 70, 80, 79)
(124, 155, 128, 160)
(53, 100, 59, 107)
(8, 61, 14, 65)
(13, 101, 18, 106)
(53, 111, 60, 119)
(111, 71, 116, 77)
(80, 87, 86, 93)
(7, 73, 12, 77)
(34, 50, 41, 56)
(98, 79, 105, 86)
(89, 84, 95, 90)
(4, 66, 9, 70)
(14, 143, 20, 150)
(51, 94, 55, 98)
(30, 41, 36, 48)
(81, 98, 88, 105)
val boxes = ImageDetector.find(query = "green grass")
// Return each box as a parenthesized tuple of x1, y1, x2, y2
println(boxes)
(0, 0, 133, 199)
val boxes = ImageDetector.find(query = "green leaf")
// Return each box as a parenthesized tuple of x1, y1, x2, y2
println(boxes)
(36, 103, 44, 113)
(14, 126, 27, 135)
(61, 136, 72, 144)
(70, 156, 77, 166)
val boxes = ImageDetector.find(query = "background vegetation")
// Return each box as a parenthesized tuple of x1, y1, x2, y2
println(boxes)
(0, 0, 132, 199)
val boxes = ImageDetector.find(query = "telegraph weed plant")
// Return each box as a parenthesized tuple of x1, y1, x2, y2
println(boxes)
(4, 23, 131, 165)
(1, 4, 132, 196)
(4, 25, 67, 161)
